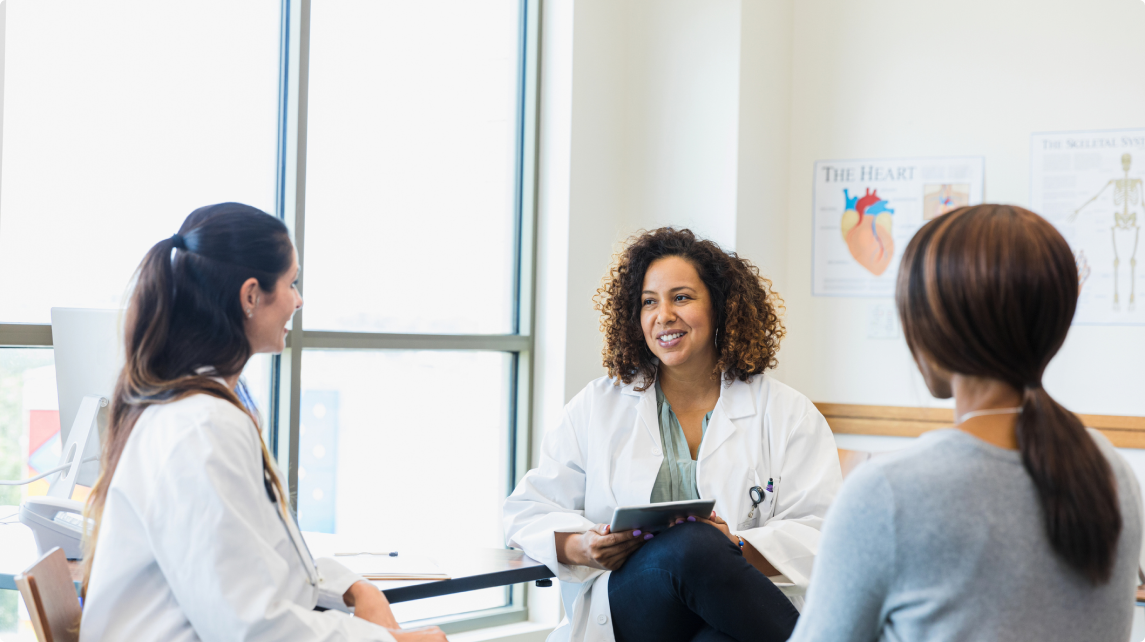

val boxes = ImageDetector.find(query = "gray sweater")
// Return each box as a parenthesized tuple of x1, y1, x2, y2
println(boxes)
(789, 428, 1142, 642)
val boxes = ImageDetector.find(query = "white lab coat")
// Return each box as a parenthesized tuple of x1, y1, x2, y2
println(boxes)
(503, 373, 842, 642)
(80, 392, 395, 642)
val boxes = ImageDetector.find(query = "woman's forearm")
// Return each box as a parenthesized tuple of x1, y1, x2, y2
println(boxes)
(742, 541, 780, 577)
(555, 532, 586, 566)
(344, 581, 400, 629)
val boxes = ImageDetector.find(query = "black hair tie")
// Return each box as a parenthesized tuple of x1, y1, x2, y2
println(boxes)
(170, 233, 187, 250)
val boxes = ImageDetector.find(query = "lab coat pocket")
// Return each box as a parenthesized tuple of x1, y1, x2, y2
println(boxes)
(736, 477, 777, 530)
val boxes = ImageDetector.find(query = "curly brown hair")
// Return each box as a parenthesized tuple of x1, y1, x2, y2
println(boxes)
(594, 227, 785, 390)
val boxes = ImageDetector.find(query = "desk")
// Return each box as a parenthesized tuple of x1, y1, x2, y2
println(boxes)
(370, 549, 553, 604)
(302, 532, 554, 604)
(1, 508, 554, 603)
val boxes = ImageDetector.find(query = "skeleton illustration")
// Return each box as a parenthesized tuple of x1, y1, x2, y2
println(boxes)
(1069, 153, 1143, 310)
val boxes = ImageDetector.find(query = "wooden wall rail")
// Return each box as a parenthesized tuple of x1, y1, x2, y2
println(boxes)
(815, 403, 1145, 449)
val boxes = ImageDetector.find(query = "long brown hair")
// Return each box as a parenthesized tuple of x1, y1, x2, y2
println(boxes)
(896, 204, 1121, 584)
(83, 203, 295, 594)
(594, 227, 785, 390)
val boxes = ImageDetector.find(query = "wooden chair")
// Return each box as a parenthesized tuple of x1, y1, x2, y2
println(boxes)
(15, 547, 81, 642)
(838, 448, 872, 479)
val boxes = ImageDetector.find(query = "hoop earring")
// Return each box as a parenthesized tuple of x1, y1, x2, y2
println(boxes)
(714, 328, 719, 346)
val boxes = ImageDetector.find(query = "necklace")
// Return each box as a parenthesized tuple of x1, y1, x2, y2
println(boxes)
(955, 407, 1022, 426)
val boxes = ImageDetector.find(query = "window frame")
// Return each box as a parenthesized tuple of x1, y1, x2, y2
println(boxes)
(0, 0, 541, 633)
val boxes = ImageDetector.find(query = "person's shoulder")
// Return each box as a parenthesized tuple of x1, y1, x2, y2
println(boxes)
(148, 392, 252, 424)
(854, 429, 976, 492)
(1087, 428, 1142, 498)
(751, 373, 822, 424)
(115, 394, 258, 497)
(141, 393, 258, 450)
(557, 375, 643, 437)
(586, 374, 638, 395)
(567, 374, 640, 407)
(827, 452, 897, 523)
(832, 434, 961, 513)
(1087, 427, 1125, 464)
(754, 373, 812, 406)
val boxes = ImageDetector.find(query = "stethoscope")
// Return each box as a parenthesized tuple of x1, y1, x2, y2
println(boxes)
(746, 478, 773, 520)
(241, 383, 319, 588)
(263, 453, 320, 587)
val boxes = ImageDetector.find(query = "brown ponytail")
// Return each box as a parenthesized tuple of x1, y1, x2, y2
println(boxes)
(896, 204, 1121, 584)
(1015, 385, 1121, 583)
(83, 204, 295, 595)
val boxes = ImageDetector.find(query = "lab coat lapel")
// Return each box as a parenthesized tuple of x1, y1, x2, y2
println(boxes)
(612, 380, 662, 508)
(699, 378, 756, 461)
(620, 378, 661, 450)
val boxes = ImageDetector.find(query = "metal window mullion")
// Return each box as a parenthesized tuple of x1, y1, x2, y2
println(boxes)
(289, 331, 530, 352)
(507, 0, 542, 615)
(0, 324, 53, 347)
(280, 0, 311, 510)
(513, 0, 541, 490)
(268, 0, 295, 460)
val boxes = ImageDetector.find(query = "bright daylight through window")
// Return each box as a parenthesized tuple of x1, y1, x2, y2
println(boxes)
(0, 0, 534, 636)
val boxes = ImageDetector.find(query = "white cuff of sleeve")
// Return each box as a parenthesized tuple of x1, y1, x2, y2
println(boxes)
(315, 557, 367, 613)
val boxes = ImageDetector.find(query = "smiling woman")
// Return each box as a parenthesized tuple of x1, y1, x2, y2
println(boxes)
(504, 227, 842, 642)
(596, 228, 785, 392)
(79, 204, 440, 642)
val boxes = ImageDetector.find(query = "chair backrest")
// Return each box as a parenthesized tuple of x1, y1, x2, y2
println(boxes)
(838, 448, 873, 479)
(15, 547, 81, 642)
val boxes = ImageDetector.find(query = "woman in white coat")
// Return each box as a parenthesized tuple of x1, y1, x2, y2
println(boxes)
(503, 228, 842, 642)
(80, 203, 444, 641)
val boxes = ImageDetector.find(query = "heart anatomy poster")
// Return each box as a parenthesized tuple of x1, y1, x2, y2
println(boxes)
(812, 156, 985, 296)
(1030, 128, 1145, 325)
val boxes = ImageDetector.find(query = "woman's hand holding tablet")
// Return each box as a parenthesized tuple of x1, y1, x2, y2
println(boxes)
(609, 499, 717, 534)
(555, 524, 649, 571)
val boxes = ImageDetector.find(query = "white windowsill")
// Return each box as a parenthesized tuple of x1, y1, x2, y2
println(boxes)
(448, 621, 555, 642)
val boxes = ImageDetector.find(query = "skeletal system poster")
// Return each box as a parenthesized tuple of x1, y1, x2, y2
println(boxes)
(1031, 129, 1145, 325)
(812, 157, 985, 296)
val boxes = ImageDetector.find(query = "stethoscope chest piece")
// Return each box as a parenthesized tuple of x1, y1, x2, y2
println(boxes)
(749, 485, 765, 506)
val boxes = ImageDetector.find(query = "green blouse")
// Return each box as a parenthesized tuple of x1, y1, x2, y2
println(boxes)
(649, 382, 713, 503)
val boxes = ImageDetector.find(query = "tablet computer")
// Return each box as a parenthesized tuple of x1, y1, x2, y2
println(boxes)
(609, 499, 716, 533)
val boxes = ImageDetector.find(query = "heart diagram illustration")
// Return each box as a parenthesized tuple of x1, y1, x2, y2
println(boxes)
(840, 188, 895, 276)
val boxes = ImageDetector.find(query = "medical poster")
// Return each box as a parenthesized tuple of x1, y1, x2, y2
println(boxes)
(1031, 129, 1145, 325)
(812, 156, 985, 296)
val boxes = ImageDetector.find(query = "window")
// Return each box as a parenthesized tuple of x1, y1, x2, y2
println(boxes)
(0, 0, 538, 634)
(304, 0, 522, 335)
(0, 1, 281, 322)
(0, 349, 60, 508)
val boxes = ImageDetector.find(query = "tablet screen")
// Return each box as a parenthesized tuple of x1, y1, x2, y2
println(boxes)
(609, 499, 716, 533)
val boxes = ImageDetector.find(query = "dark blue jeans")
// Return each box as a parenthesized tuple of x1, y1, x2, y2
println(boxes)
(607, 522, 799, 642)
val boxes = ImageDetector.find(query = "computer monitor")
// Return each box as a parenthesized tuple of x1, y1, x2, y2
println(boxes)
(50, 308, 125, 488)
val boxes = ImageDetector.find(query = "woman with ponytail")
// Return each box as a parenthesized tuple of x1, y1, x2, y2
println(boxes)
(789, 205, 1142, 641)
(79, 203, 444, 641)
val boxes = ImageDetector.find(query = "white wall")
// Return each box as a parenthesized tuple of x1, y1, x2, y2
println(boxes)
(531, 3, 761, 619)
(547, 0, 799, 405)
(733, 0, 794, 295)
(536, 0, 1145, 461)
(537, 0, 1145, 453)
(776, 0, 1145, 414)
(0, 1, 6, 215)
(528, 0, 1145, 630)
(558, 0, 748, 402)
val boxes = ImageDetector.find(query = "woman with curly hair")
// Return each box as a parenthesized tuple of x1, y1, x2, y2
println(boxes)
(504, 228, 842, 642)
